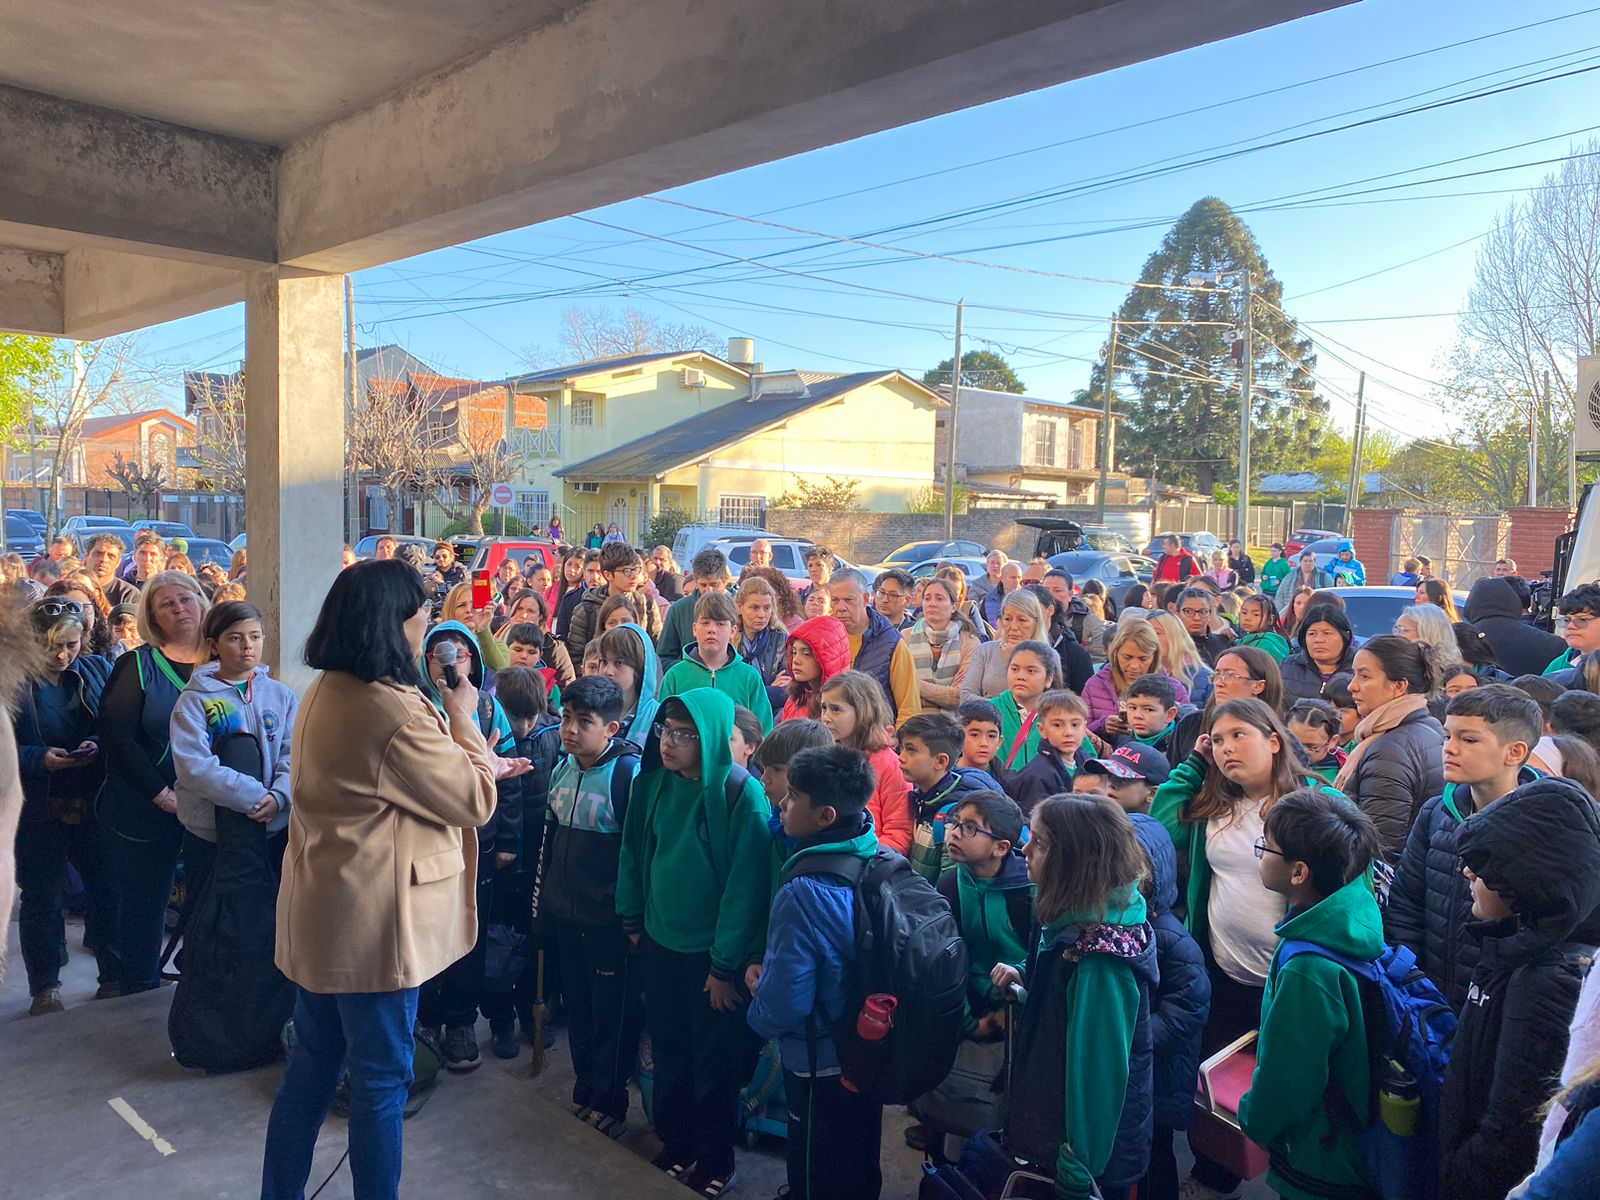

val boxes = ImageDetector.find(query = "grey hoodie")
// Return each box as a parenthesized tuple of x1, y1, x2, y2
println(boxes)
(171, 662, 298, 841)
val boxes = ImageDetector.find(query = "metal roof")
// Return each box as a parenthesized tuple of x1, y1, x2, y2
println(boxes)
(556, 371, 929, 481)
(507, 350, 745, 388)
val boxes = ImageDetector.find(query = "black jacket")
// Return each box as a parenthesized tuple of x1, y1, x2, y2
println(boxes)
(1279, 647, 1354, 706)
(563, 584, 662, 663)
(1383, 768, 1540, 1009)
(1466, 577, 1569, 679)
(1346, 707, 1445, 861)
(1439, 777, 1600, 1200)
(1009, 742, 1094, 818)
(1050, 627, 1094, 694)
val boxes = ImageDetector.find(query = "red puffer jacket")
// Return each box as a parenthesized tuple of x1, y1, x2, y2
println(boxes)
(777, 616, 852, 722)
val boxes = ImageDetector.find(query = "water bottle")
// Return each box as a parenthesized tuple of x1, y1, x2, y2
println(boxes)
(1377, 1061, 1420, 1138)
(841, 993, 898, 1094)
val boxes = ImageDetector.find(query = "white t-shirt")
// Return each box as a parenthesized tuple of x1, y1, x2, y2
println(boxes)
(1207, 801, 1288, 987)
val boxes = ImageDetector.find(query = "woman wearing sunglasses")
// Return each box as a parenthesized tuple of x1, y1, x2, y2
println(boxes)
(96, 570, 208, 997)
(13, 598, 115, 1014)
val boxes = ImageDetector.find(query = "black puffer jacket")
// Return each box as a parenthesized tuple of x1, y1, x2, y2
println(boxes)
(1383, 769, 1540, 1009)
(1466, 577, 1569, 679)
(1439, 777, 1600, 1200)
(1345, 706, 1444, 861)
(1279, 648, 1354, 706)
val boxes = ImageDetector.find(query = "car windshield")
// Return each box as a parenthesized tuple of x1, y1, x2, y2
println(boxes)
(6, 516, 32, 538)
(1340, 594, 1418, 641)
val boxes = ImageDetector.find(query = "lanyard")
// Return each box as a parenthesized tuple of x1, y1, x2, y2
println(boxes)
(1004, 709, 1039, 769)
(150, 647, 188, 694)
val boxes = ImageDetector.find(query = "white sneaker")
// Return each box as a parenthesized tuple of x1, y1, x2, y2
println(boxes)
(1177, 1177, 1240, 1200)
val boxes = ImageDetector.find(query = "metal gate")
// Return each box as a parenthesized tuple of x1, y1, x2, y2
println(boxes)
(1391, 513, 1504, 587)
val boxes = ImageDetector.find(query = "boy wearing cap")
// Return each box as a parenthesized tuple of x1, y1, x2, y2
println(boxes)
(1083, 744, 1171, 816)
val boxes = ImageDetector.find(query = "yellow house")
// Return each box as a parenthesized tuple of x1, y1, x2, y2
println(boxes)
(553, 364, 945, 536)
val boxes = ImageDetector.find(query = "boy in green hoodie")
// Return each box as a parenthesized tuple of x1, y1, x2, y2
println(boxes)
(657, 591, 774, 732)
(1238, 788, 1385, 1200)
(617, 688, 774, 1197)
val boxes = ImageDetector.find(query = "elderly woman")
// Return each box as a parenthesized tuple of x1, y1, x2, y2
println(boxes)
(96, 569, 207, 996)
(263, 560, 525, 1200)
(13, 599, 114, 1013)
(962, 587, 1051, 702)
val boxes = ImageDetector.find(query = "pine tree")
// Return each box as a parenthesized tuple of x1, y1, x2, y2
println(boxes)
(1087, 198, 1328, 494)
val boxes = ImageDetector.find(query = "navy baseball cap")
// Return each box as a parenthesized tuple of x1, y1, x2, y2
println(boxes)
(1083, 743, 1171, 786)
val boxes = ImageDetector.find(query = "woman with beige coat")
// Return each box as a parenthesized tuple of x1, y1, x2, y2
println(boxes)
(262, 560, 527, 1200)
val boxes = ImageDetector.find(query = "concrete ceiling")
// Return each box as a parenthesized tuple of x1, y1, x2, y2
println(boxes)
(0, 0, 584, 144)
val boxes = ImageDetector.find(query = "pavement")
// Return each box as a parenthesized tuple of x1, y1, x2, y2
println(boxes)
(3, 912, 1267, 1199)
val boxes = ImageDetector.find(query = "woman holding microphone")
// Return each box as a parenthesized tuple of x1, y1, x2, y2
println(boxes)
(262, 560, 528, 1200)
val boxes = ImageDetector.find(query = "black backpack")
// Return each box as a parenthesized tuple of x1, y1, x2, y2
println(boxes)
(788, 848, 968, 1105)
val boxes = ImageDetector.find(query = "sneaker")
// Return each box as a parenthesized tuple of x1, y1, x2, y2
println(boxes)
(29, 988, 65, 1016)
(649, 1150, 694, 1180)
(684, 1166, 737, 1198)
(440, 1024, 481, 1072)
(490, 1019, 519, 1060)
(1177, 1177, 1240, 1200)
(903, 1122, 930, 1152)
(94, 983, 121, 1000)
(585, 1110, 628, 1139)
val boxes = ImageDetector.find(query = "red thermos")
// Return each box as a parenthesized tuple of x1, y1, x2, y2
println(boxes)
(842, 994, 898, 1093)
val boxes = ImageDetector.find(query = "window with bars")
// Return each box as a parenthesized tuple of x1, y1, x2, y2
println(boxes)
(718, 494, 766, 526)
(571, 395, 596, 427)
(515, 489, 552, 531)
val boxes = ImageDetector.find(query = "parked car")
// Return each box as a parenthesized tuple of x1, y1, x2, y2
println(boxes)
(467, 538, 561, 577)
(130, 520, 197, 541)
(6, 508, 46, 535)
(1285, 527, 1340, 557)
(229, 533, 247, 553)
(671, 523, 767, 564)
(60, 515, 134, 542)
(1328, 586, 1468, 642)
(716, 537, 856, 584)
(4, 513, 45, 562)
(867, 540, 988, 571)
(1077, 525, 1139, 555)
(353, 534, 435, 559)
(1045, 551, 1157, 605)
(1014, 515, 1086, 559)
(119, 537, 233, 574)
(907, 557, 989, 582)
(1141, 530, 1225, 559)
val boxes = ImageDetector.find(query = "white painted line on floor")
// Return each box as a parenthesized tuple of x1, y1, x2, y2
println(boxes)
(108, 1096, 177, 1157)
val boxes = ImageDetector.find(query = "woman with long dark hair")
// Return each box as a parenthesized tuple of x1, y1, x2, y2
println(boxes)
(263, 561, 526, 1200)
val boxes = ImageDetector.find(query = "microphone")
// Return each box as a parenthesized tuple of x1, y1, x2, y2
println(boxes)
(434, 640, 461, 690)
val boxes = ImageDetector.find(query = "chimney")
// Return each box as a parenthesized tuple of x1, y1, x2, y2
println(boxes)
(727, 337, 757, 371)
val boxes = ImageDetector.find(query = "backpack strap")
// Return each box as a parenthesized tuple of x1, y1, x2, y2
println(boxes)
(723, 762, 751, 813)
(1278, 939, 1381, 984)
(787, 849, 872, 887)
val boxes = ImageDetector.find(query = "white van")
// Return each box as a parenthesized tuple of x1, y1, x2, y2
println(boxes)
(671, 523, 767, 564)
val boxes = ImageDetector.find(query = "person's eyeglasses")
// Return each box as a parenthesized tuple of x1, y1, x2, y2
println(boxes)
(1253, 837, 1286, 860)
(949, 819, 1000, 841)
(652, 723, 701, 747)
(1213, 668, 1258, 686)
(1567, 614, 1598, 631)
(33, 599, 86, 620)
(1179, 607, 1212, 618)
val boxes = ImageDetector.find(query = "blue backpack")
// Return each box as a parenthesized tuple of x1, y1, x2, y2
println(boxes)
(1278, 940, 1456, 1200)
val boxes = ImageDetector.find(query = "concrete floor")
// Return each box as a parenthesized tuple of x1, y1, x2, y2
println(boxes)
(3, 914, 1268, 1199)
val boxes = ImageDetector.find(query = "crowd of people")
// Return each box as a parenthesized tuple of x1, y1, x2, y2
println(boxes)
(8, 522, 1600, 1200)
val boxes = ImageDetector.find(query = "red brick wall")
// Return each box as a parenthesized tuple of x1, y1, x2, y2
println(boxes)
(1505, 506, 1575, 578)
(1351, 509, 1397, 579)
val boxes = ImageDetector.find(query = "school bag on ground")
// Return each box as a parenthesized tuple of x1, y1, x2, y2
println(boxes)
(1277, 939, 1457, 1200)
(787, 847, 967, 1105)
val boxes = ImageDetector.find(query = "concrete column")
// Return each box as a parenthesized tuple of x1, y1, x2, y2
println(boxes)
(244, 268, 346, 693)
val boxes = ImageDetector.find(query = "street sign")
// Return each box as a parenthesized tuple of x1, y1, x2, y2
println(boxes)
(490, 482, 515, 509)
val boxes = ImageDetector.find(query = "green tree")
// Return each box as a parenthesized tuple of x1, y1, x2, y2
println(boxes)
(0, 335, 61, 443)
(1088, 197, 1330, 493)
(770, 476, 863, 511)
(922, 350, 1025, 393)
(644, 504, 695, 550)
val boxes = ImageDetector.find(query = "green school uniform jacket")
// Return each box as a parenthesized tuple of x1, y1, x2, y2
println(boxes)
(657, 644, 774, 732)
(994, 689, 1043, 771)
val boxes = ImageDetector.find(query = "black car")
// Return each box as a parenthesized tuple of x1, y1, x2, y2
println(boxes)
(1015, 515, 1086, 558)
(4, 513, 44, 562)
(1044, 551, 1157, 605)
(6, 507, 46, 535)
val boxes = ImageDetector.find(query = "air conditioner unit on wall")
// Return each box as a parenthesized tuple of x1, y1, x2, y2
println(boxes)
(679, 368, 706, 388)
(1578, 356, 1600, 458)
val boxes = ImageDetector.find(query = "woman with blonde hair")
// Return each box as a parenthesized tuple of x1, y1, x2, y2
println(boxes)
(228, 547, 247, 582)
(960, 587, 1049, 701)
(734, 575, 787, 689)
(905, 575, 979, 711)
(441, 579, 511, 670)
(1149, 609, 1214, 706)
(1081, 619, 1191, 735)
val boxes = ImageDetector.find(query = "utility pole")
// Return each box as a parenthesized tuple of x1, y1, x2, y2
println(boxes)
(943, 300, 964, 542)
(1097, 314, 1117, 524)
(1529, 371, 1548, 507)
(1236, 273, 1254, 548)
(345, 277, 359, 544)
(1344, 371, 1366, 534)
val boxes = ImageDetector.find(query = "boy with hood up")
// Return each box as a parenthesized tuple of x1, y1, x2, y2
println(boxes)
(617, 688, 774, 1198)
(1439, 776, 1600, 1200)
(417, 620, 524, 1071)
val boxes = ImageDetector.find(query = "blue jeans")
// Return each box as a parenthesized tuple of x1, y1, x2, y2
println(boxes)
(261, 987, 419, 1200)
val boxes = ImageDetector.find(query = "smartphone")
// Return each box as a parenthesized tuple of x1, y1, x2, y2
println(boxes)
(68, 745, 97, 759)
(471, 571, 492, 610)
(1117, 705, 1128, 724)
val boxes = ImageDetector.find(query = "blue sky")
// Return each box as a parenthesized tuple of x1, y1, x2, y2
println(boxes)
(145, 0, 1600, 443)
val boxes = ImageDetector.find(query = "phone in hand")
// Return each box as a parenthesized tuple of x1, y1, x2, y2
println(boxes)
(471, 571, 492, 610)
(67, 745, 97, 759)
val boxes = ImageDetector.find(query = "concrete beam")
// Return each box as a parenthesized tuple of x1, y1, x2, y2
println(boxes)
(0, 83, 278, 268)
(0, 246, 63, 335)
(280, 0, 1350, 271)
(244, 268, 347, 693)
(62, 247, 243, 340)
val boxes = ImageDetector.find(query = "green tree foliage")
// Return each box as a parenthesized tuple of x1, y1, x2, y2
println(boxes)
(1089, 198, 1329, 493)
(770, 476, 863, 511)
(904, 483, 969, 514)
(0, 335, 62, 442)
(922, 350, 1025, 393)
(644, 504, 695, 549)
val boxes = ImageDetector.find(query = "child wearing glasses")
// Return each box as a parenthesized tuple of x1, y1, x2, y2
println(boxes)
(1549, 582, 1600, 677)
(617, 688, 773, 1198)
(537, 675, 642, 1137)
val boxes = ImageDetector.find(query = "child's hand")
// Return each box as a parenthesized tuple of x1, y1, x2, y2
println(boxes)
(704, 974, 743, 1013)
(990, 963, 1022, 994)
(1104, 714, 1129, 736)
(1195, 733, 1214, 764)
(495, 851, 516, 870)
(42, 747, 76, 771)
(250, 794, 281, 823)
(772, 672, 792, 690)
(744, 963, 763, 993)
